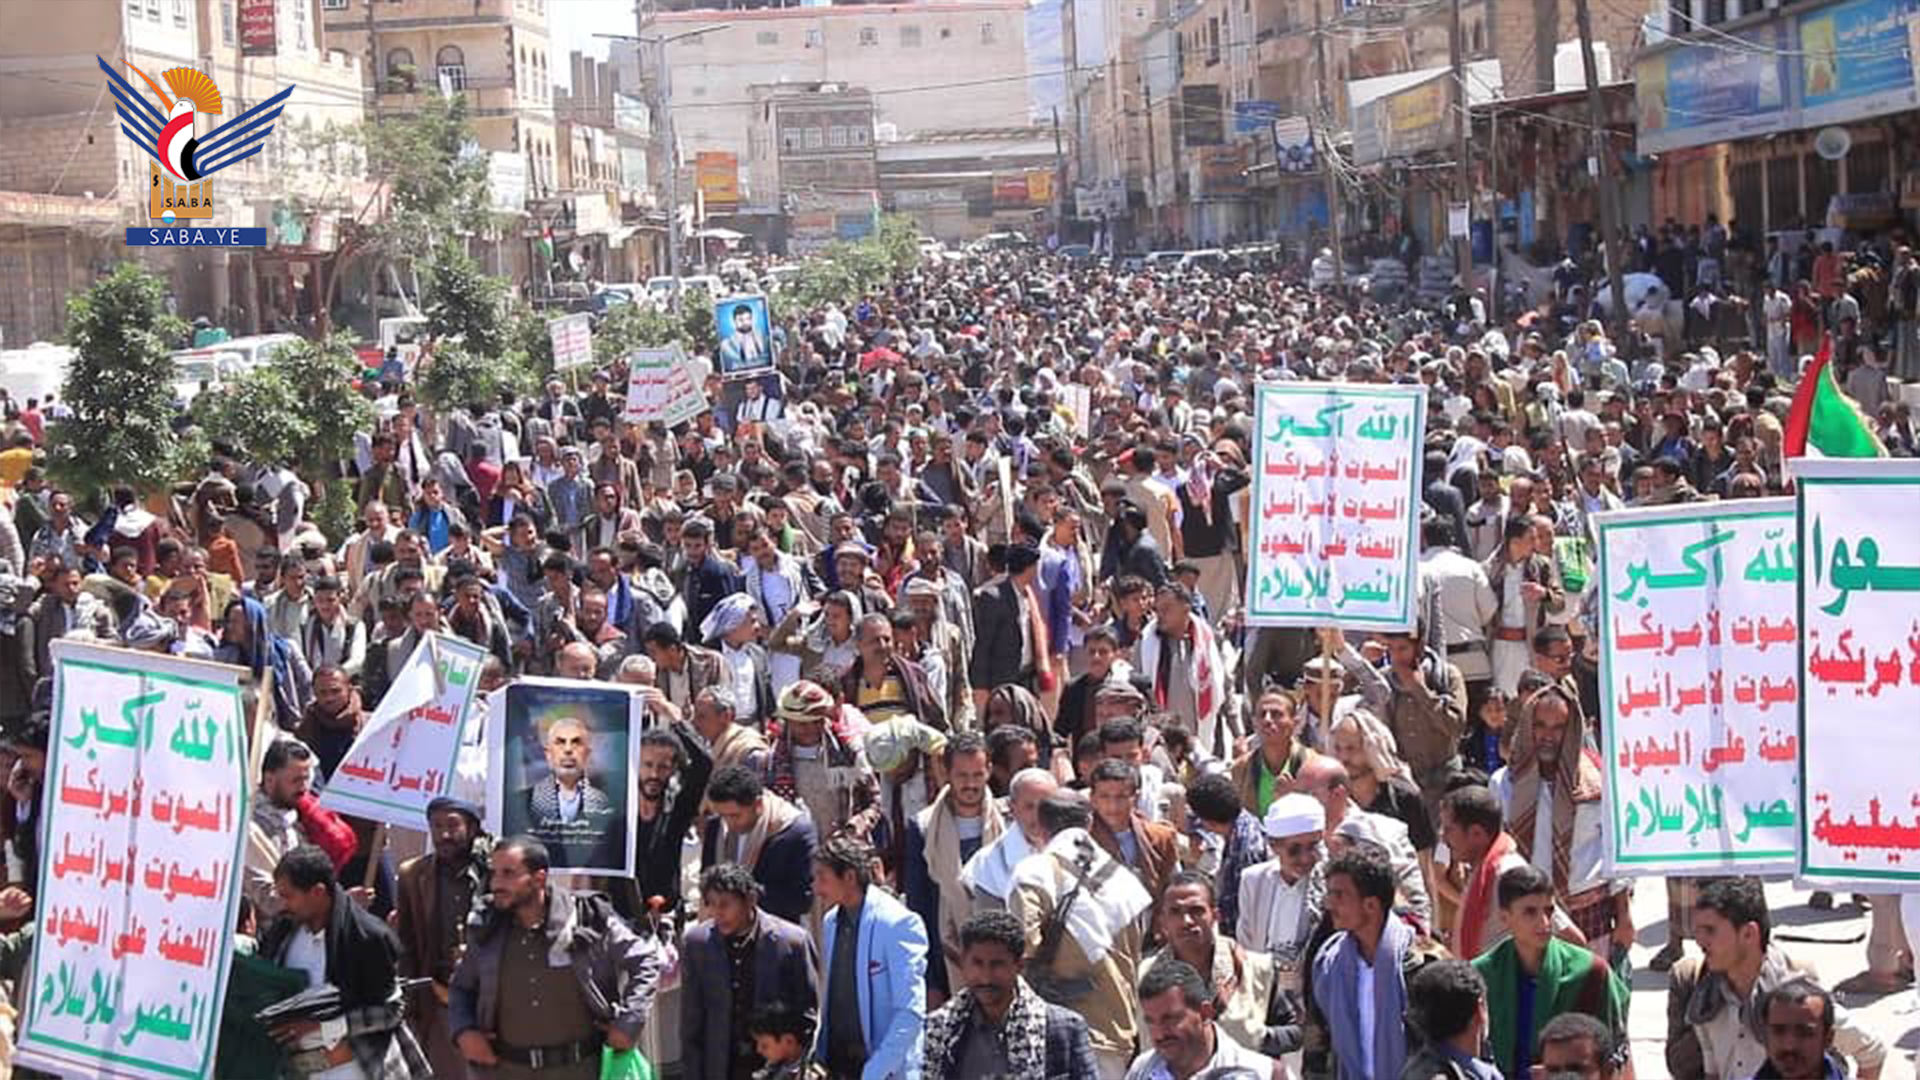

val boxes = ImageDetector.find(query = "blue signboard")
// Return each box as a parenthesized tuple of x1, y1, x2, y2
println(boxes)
(1637, 0, 1920, 153)
(1637, 23, 1793, 154)
(1233, 100, 1285, 136)
(1799, 0, 1919, 126)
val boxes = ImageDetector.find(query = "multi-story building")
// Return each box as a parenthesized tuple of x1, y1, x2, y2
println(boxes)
(322, 0, 556, 287)
(746, 82, 879, 213)
(0, 0, 371, 345)
(323, 0, 558, 198)
(555, 51, 663, 282)
(619, 0, 1030, 214)
(1634, 0, 1917, 233)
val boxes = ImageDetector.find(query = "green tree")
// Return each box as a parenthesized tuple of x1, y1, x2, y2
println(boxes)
(777, 215, 923, 314)
(46, 263, 190, 496)
(319, 93, 492, 334)
(196, 367, 316, 469)
(423, 244, 515, 359)
(267, 334, 375, 468)
(415, 344, 531, 416)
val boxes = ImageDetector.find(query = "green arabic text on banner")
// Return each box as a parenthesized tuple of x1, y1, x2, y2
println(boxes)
(17, 641, 250, 1080)
(317, 632, 487, 828)
(1243, 382, 1426, 630)
(623, 344, 709, 427)
(1593, 500, 1800, 877)
(1795, 457, 1920, 888)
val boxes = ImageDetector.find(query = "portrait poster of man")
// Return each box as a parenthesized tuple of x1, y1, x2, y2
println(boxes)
(486, 678, 640, 876)
(714, 293, 776, 378)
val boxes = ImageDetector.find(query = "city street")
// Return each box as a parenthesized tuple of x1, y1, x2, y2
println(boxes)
(1625, 880, 1919, 1078)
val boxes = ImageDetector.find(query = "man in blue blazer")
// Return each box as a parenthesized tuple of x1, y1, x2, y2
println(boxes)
(681, 863, 821, 1080)
(813, 836, 929, 1080)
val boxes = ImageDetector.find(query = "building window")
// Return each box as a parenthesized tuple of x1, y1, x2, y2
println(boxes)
(756, 30, 778, 45)
(859, 26, 878, 45)
(900, 25, 921, 46)
(321, 0, 347, 8)
(805, 28, 822, 47)
(980, 22, 995, 43)
(386, 47, 414, 78)
(829, 125, 848, 148)
(222, 0, 235, 41)
(145, 0, 160, 19)
(940, 26, 952, 39)
(171, 0, 187, 27)
(853, 126, 869, 145)
(804, 127, 824, 150)
(436, 45, 466, 92)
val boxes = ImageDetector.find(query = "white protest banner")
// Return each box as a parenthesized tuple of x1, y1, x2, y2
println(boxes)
(1243, 382, 1426, 629)
(17, 641, 248, 1080)
(1594, 499, 1800, 877)
(549, 312, 594, 372)
(1796, 457, 1920, 888)
(317, 632, 487, 828)
(1062, 383, 1092, 439)
(623, 345, 709, 426)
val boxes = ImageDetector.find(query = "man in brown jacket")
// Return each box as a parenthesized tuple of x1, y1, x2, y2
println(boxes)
(395, 797, 490, 1080)
(1087, 759, 1183, 915)
(1229, 688, 1323, 818)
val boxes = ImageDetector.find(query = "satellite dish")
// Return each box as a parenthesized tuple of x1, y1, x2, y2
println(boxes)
(1815, 126, 1853, 161)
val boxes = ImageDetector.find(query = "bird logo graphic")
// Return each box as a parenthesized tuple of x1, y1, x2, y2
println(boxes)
(97, 55, 294, 226)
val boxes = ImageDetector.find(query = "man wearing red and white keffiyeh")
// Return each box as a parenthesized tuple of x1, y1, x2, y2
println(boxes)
(1133, 583, 1237, 759)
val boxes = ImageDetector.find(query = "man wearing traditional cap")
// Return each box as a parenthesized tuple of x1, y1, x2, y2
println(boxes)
(397, 796, 491, 1080)
(764, 680, 880, 843)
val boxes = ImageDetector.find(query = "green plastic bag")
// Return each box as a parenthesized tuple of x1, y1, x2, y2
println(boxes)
(601, 1046, 655, 1080)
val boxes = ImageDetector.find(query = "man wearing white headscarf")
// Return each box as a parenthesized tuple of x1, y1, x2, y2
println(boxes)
(701, 592, 772, 726)
(963, 768, 1059, 909)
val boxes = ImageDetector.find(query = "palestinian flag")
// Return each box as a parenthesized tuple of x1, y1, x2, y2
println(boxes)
(1783, 333, 1884, 458)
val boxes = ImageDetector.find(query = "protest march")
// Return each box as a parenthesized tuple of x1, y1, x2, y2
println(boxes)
(2, 236, 1919, 1080)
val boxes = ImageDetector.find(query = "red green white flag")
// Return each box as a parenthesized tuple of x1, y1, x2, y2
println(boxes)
(1783, 333, 1884, 459)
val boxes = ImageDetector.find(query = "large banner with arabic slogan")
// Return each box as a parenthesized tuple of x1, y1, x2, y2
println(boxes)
(1594, 500, 1801, 877)
(17, 641, 248, 1080)
(1796, 458, 1920, 888)
(1244, 382, 1427, 630)
(317, 632, 487, 829)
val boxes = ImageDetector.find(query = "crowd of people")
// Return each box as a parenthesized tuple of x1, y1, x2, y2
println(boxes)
(0, 239, 1914, 1080)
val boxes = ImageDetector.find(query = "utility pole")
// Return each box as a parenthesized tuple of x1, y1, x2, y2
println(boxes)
(1052, 106, 1066, 242)
(1449, 0, 1471, 284)
(1144, 77, 1158, 236)
(1312, 0, 1344, 284)
(1575, 0, 1629, 338)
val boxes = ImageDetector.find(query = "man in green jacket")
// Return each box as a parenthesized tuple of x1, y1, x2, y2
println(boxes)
(1471, 864, 1628, 1079)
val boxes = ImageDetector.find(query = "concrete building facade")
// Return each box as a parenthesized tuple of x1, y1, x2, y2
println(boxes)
(0, 0, 371, 344)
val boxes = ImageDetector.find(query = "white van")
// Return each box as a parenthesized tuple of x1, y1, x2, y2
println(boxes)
(0, 344, 77, 405)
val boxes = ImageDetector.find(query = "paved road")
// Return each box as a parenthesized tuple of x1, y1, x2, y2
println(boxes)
(1623, 879, 1918, 1078)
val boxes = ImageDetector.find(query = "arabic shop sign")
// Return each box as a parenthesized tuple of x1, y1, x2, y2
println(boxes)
(1594, 501, 1801, 876)
(317, 633, 487, 829)
(17, 642, 248, 1080)
(1799, 0, 1920, 127)
(1797, 458, 1920, 888)
(1634, 0, 1920, 155)
(1244, 383, 1427, 630)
